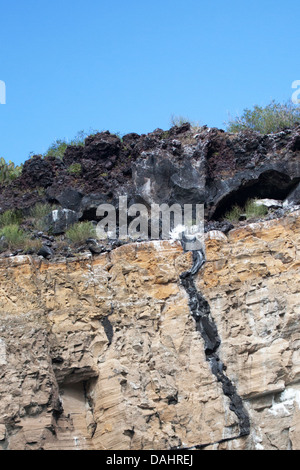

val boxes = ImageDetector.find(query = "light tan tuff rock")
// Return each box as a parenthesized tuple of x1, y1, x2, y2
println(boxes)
(0, 211, 299, 450)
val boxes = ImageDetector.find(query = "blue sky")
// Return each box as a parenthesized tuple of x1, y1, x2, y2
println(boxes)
(0, 0, 299, 165)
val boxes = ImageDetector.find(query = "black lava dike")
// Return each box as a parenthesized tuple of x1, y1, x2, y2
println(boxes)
(101, 315, 114, 346)
(180, 249, 250, 442)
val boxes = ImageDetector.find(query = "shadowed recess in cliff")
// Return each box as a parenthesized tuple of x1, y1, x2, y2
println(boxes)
(179, 249, 250, 445)
(212, 170, 300, 220)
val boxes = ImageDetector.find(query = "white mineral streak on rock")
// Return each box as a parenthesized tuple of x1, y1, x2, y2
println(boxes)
(52, 210, 59, 222)
(142, 178, 151, 198)
(0, 339, 6, 365)
(205, 230, 227, 241)
(169, 224, 186, 241)
(268, 387, 300, 417)
(254, 199, 282, 208)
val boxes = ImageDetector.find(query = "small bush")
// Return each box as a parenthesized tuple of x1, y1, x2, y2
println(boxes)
(65, 222, 96, 245)
(170, 115, 200, 128)
(0, 158, 23, 185)
(44, 139, 69, 159)
(226, 100, 300, 134)
(0, 209, 22, 227)
(224, 198, 269, 222)
(29, 202, 54, 220)
(171, 115, 192, 126)
(67, 163, 82, 176)
(244, 199, 268, 218)
(29, 202, 56, 231)
(24, 238, 43, 254)
(224, 204, 242, 222)
(0, 224, 28, 251)
(44, 129, 99, 159)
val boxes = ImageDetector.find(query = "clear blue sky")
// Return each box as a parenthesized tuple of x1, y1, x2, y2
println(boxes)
(0, 0, 299, 165)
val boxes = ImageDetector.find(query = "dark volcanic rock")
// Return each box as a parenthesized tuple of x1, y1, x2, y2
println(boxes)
(86, 238, 104, 254)
(38, 245, 54, 259)
(284, 182, 300, 207)
(122, 133, 140, 147)
(79, 193, 112, 220)
(204, 220, 234, 233)
(56, 188, 84, 212)
(83, 132, 121, 161)
(63, 145, 84, 167)
(1, 123, 300, 223)
(20, 156, 55, 188)
(44, 209, 80, 234)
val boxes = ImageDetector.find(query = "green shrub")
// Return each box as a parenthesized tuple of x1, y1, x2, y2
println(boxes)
(44, 129, 99, 159)
(112, 131, 123, 141)
(170, 115, 190, 126)
(0, 158, 23, 185)
(244, 199, 268, 218)
(0, 224, 28, 251)
(226, 100, 300, 134)
(224, 204, 242, 222)
(0, 209, 22, 227)
(44, 139, 69, 159)
(29, 202, 54, 220)
(29, 202, 56, 231)
(224, 198, 269, 222)
(65, 222, 96, 245)
(23, 238, 43, 254)
(67, 163, 82, 176)
(170, 114, 202, 129)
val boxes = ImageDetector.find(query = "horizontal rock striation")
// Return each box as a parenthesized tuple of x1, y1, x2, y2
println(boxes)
(0, 210, 299, 450)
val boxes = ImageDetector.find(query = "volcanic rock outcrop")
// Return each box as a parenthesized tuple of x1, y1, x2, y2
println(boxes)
(1, 123, 300, 221)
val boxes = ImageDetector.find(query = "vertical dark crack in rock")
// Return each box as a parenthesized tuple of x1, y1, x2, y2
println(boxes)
(180, 249, 250, 441)
(101, 304, 114, 346)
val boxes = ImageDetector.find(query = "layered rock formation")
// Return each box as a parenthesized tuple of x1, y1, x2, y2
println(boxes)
(0, 210, 299, 450)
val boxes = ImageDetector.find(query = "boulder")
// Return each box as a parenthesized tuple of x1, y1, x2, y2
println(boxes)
(56, 188, 83, 212)
(83, 131, 121, 161)
(38, 245, 54, 259)
(283, 182, 300, 207)
(254, 198, 283, 209)
(86, 238, 104, 254)
(20, 156, 55, 188)
(44, 209, 79, 235)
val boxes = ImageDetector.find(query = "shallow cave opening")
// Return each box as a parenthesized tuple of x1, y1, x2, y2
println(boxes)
(213, 170, 300, 220)
(79, 207, 98, 222)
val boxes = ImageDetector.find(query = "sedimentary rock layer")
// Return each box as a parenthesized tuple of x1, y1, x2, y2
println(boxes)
(0, 211, 299, 450)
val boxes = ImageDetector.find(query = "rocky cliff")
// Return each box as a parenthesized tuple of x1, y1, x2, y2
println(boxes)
(1, 123, 300, 451)
(0, 209, 299, 450)
(1, 123, 300, 222)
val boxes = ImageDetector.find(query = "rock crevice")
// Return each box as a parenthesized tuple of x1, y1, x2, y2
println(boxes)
(180, 249, 250, 445)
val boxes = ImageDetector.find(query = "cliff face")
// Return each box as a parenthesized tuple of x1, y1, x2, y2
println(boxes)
(0, 210, 299, 450)
(1, 123, 300, 222)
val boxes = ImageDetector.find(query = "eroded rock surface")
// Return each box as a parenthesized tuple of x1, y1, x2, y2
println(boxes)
(0, 211, 299, 450)
(1, 124, 300, 221)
